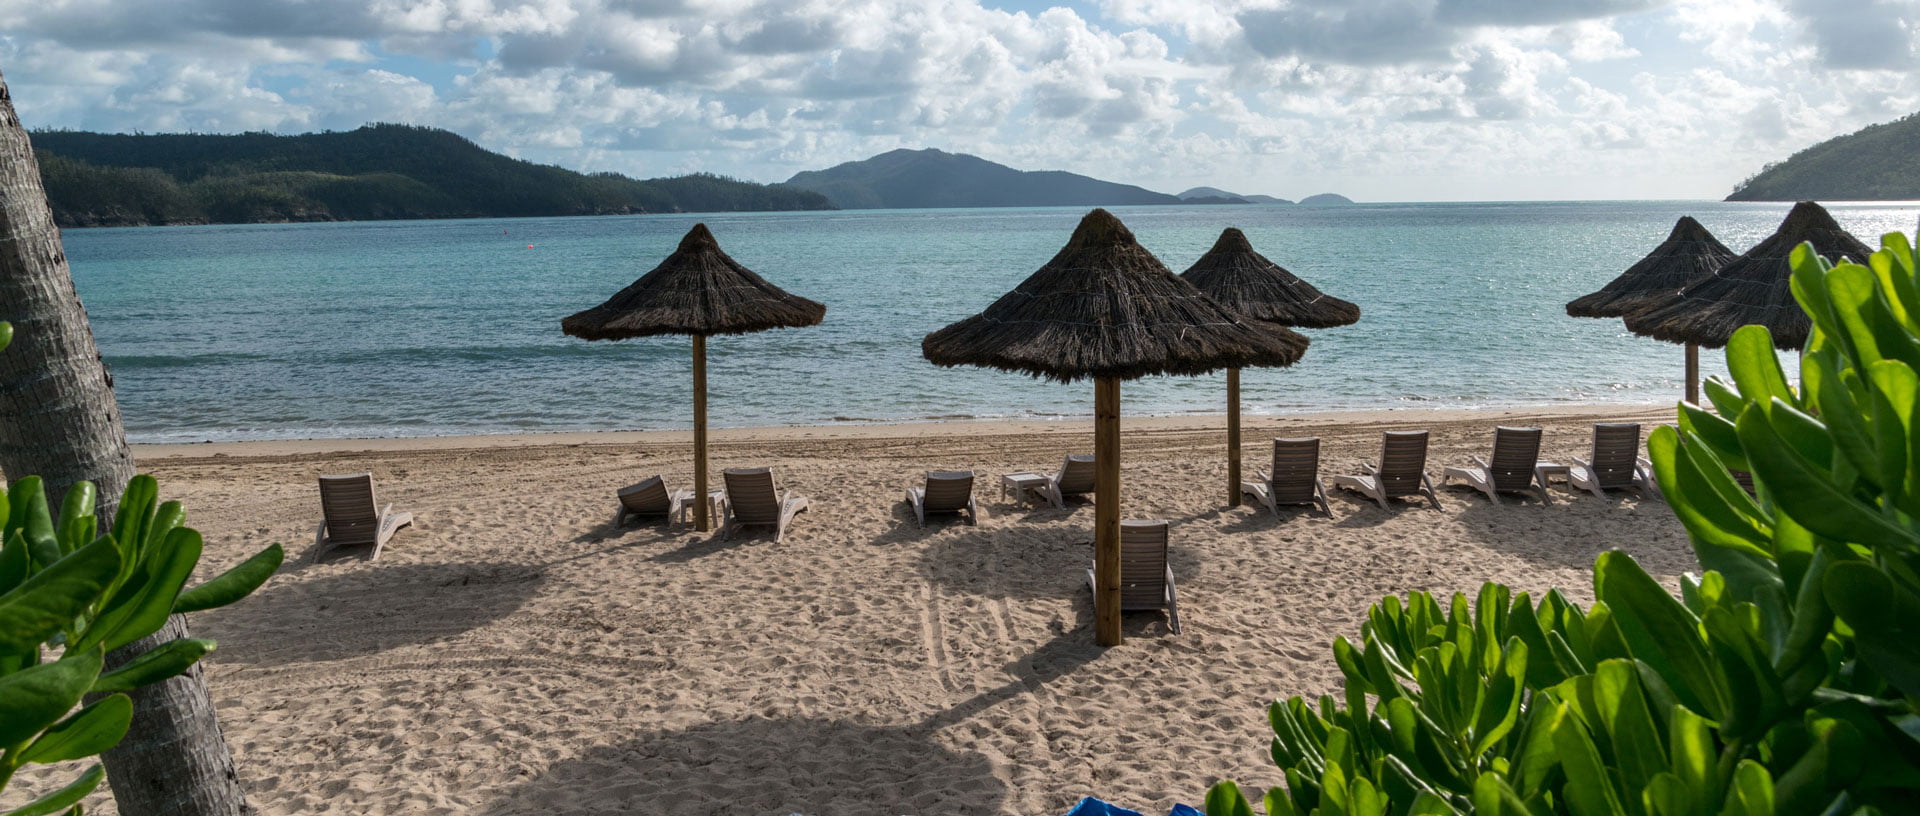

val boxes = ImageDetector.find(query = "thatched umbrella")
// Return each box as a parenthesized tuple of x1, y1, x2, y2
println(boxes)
(924, 209, 1307, 646)
(562, 223, 825, 531)
(1625, 201, 1871, 357)
(1566, 216, 1735, 403)
(1179, 227, 1358, 506)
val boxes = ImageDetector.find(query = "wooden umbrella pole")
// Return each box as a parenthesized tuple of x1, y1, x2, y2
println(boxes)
(1094, 376, 1122, 647)
(693, 335, 710, 533)
(1227, 368, 1242, 507)
(1684, 343, 1699, 405)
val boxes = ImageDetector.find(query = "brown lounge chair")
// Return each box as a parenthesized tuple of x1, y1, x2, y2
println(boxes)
(614, 475, 695, 526)
(907, 470, 978, 526)
(1331, 430, 1443, 510)
(1085, 519, 1181, 633)
(721, 467, 810, 542)
(314, 473, 413, 562)
(1240, 437, 1331, 515)
(1568, 423, 1657, 499)
(1443, 426, 1552, 504)
(1045, 454, 1097, 508)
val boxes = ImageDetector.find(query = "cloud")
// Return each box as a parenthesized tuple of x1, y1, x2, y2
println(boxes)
(0, 0, 1918, 201)
(1785, 0, 1918, 70)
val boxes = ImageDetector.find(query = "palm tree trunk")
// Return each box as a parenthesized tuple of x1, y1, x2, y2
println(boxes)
(0, 69, 252, 816)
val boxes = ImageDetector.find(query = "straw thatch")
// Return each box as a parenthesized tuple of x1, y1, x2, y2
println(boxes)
(1565, 216, 1734, 319)
(922, 209, 1309, 382)
(1624, 202, 1872, 350)
(1178, 228, 1359, 328)
(561, 223, 825, 340)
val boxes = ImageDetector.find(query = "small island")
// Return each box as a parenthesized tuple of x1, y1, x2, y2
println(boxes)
(1727, 110, 1920, 201)
(1298, 193, 1356, 206)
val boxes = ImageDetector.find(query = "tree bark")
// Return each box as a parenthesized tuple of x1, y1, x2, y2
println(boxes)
(0, 68, 252, 816)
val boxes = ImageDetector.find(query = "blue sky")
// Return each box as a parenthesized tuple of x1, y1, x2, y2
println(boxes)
(1, 0, 1916, 201)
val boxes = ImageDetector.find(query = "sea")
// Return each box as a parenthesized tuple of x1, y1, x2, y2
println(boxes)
(61, 201, 1920, 444)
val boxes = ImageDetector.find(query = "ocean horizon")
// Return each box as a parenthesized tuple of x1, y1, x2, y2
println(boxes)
(67, 200, 1920, 444)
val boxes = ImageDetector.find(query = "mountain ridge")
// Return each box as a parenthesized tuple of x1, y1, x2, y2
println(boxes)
(31, 124, 834, 227)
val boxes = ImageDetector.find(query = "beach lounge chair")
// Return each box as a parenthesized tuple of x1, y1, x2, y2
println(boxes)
(1443, 426, 1552, 504)
(314, 473, 413, 562)
(1046, 454, 1097, 508)
(614, 475, 695, 526)
(1085, 520, 1181, 634)
(721, 467, 810, 541)
(1240, 437, 1331, 515)
(1567, 423, 1653, 499)
(1331, 430, 1443, 510)
(907, 470, 978, 526)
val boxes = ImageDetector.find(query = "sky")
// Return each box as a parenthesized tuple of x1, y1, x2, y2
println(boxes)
(1, 0, 1917, 202)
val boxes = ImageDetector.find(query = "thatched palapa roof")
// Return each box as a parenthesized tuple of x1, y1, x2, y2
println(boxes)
(922, 209, 1309, 382)
(561, 223, 825, 340)
(1623, 201, 1872, 350)
(1179, 228, 1359, 328)
(1565, 216, 1734, 318)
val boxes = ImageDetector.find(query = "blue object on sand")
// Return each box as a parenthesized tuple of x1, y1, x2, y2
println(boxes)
(1062, 796, 1206, 816)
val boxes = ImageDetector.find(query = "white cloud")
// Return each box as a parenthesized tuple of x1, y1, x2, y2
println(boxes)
(0, 0, 1918, 200)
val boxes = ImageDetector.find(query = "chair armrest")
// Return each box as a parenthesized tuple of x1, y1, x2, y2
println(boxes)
(1470, 455, 1490, 470)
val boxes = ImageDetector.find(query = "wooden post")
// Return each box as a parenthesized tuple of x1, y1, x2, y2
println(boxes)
(1684, 343, 1699, 405)
(693, 335, 709, 533)
(1094, 376, 1122, 647)
(1227, 368, 1242, 507)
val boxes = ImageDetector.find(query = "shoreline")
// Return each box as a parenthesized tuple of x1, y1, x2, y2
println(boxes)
(132, 402, 1675, 459)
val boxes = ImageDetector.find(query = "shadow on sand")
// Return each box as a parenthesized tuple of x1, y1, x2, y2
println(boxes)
(477, 716, 1008, 816)
(196, 561, 547, 668)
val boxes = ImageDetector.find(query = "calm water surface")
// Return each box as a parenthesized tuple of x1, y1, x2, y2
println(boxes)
(63, 201, 1920, 442)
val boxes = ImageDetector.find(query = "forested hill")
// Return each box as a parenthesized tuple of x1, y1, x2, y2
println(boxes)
(784, 148, 1183, 209)
(31, 124, 834, 227)
(1727, 112, 1920, 201)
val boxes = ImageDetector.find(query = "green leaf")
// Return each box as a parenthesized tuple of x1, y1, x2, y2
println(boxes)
(1649, 428, 1777, 572)
(90, 637, 214, 693)
(107, 475, 158, 585)
(0, 536, 120, 656)
(1594, 659, 1666, 799)
(8, 476, 61, 570)
(1, 764, 104, 816)
(0, 647, 103, 748)
(1678, 404, 1748, 470)
(1728, 325, 1796, 411)
(173, 543, 282, 614)
(0, 321, 10, 353)
(91, 527, 202, 653)
(1703, 377, 1749, 420)
(1828, 263, 1885, 366)
(1666, 705, 1719, 810)
(17, 694, 132, 764)
(53, 482, 94, 558)
(1550, 706, 1628, 816)
(1737, 405, 1920, 551)
(1205, 780, 1257, 816)
(1594, 551, 1728, 721)
(1725, 760, 1775, 816)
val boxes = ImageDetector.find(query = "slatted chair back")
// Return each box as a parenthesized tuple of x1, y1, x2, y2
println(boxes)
(1488, 427, 1544, 492)
(922, 471, 974, 512)
(724, 467, 782, 524)
(1377, 431, 1431, 497)
(1117, 520, 1171, 610)
(1269, 438, 1323, 505)
(1055, 454, 1097, 495)
(319, 474, 381, 546)
(617, 475, 672, 515)
(1589, 423, 1643, 489)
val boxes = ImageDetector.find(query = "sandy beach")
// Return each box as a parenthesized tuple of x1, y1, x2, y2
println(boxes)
(44, 405, 1696, 815)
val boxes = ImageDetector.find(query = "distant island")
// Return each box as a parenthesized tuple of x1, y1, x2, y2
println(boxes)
(783, 148, 1193, 209)
(1299, 193, 1356, 206)
(1177, 187, 1293, 205)
(31, 124, 833, 228)
(1728, 111, 1920, 201)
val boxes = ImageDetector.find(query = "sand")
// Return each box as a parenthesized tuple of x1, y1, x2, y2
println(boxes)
(22, 406, 1700, 815)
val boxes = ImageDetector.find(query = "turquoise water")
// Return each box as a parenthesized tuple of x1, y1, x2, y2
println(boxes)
(63, 201, 1920, 443)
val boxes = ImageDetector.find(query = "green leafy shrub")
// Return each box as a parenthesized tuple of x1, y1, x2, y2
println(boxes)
(1206, 233, 1920, 816)
(0, 475, 283, 815)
